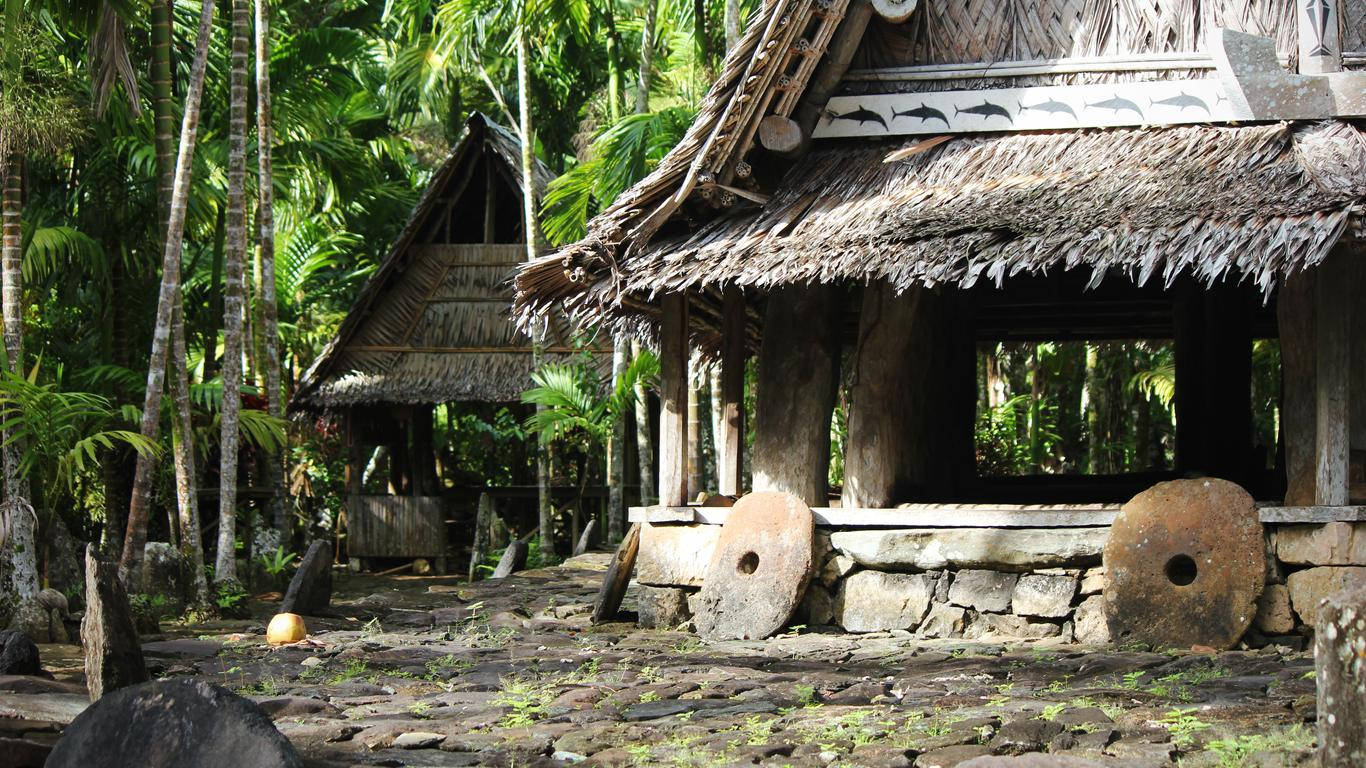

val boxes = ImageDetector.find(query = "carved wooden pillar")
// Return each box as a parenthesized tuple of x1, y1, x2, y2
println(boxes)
(1279, 271, 1317, 505)
(1316, 252, 1351, 505)
(842, 282, 939, 508)
(718, 287, 747, 496)
(752, 284, 842, 506)
(658, 294, 689, 507)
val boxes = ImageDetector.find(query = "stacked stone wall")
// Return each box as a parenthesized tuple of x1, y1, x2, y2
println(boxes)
(635, 520, 1366, 646)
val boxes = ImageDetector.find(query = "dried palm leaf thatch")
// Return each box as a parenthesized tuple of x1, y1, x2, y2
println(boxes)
(293, 114, 563, 410)
(524, 120, 1365, 333)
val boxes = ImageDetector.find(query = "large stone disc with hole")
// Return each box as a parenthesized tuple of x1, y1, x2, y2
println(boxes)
(693, 492, 815, 641)
(1103, 478, 1264, 650)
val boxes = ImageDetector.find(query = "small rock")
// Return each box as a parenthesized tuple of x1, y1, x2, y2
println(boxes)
(1053, 707, 1111, 728)
(622, 700, 696, 721)
(1078, 568, 1105, 596)
(1285, 566, 1366, 623)
(801, 581, 836, 625)
(958, 755, 1106, 767)
(949, 570, 1018, 613)
(636, 586, 692, 630)
(964, 613, 1060, 641)
(835, 570, 935, 632)
(1071, 595, 1110, 645)
(393, 731, 446, 749)
(918, 604, 968, 639)
(990, 718, 1063, 755)
(916, 744, 993, 767)
(821, 555, 858, 587)
(1252, 584, 1295, 634)
(0, 630, 41, 676)
(1011, 574, 1077, 618)
(1274, 522, 1366, 565)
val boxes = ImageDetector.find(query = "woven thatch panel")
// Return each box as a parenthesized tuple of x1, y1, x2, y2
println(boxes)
(855, 0, 1296, 70)
(613, 121, 1364, 301)
(1345, 0, 1366, 53)
(294, 113, 565, 410)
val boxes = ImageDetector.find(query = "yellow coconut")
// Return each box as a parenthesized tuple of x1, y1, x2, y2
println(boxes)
(266, 612, 307, 645)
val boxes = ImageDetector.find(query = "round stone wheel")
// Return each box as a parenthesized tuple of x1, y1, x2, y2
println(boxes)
(1103, 478, 1265, 650)
(693, 492, 814, 641)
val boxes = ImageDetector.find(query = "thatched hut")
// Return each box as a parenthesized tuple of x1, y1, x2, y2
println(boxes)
(516, 2, 1366, 635)
(296, 113, 574, 572)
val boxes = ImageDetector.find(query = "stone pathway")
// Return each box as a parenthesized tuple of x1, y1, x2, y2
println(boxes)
(0, 555, 1321, 767)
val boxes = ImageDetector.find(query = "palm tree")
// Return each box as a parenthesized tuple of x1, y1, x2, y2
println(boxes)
(522, 351, 658, 531)
(1, 0, 85, 634)
(256, 0, 287, 547)
(216, 0, 251, 586)
(120, 0, 216, 585)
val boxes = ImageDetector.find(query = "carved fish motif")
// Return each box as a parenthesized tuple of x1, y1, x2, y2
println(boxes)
(955, 100, 1012, 122)
(1149, 91, 1210, 115)
(1018, 98, 1076, 120)
(1085, 94, 1143, 118)
(1304, 0, 1332, 56)
(830, 105, 888, 130)
(892, 104, 950, 128)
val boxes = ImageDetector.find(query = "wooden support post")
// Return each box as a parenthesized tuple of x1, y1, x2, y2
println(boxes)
(752, 285, 841, 505)
(686, 363, 701, 499)
(842, 283, 945, 507)
(1317, 254, 1350, 506)
(1314, 589, 1365, 766)
(658, 294, 689, 507)
(718, 287, 746, 496)
(1280, 271, 1318, 504)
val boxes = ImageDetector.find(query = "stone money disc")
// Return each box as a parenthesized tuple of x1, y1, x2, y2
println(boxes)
(694, 491, 814, 641)
(1103, 478, 1264, 650)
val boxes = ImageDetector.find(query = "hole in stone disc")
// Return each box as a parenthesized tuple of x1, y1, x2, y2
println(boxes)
(737, 551, 759, 574)
(1164, 554, 1198, 586)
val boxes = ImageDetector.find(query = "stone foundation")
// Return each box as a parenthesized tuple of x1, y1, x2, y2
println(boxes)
(635, 520, 1366, 645)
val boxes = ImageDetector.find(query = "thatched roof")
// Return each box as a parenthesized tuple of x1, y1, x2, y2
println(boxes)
(513, 0, 1366, 331)
(294, 113, 573, 410)
(621, 120, 1366, 299)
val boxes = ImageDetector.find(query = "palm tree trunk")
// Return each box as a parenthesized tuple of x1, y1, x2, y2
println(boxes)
(516, 23, 553, 559)
(153, 0, 203, 598)
(724, 0, 739, 51)
(1, 156, 41, 636)
(216, 0, 250, 585)
(151, 0, 174, 220)
(256, 0, 288, 547)
(607, 339, 627, 544)
(632, 339, 654, 505)
(170, 303, 208, 606)
(634, 0, 657, 114)
(120, 0, 216, 586)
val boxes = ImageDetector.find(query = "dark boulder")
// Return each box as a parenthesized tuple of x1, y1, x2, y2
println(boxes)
(46, 678, 303, 768)
(0, 629, 40, 675)
(281, 539, 332, 616)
